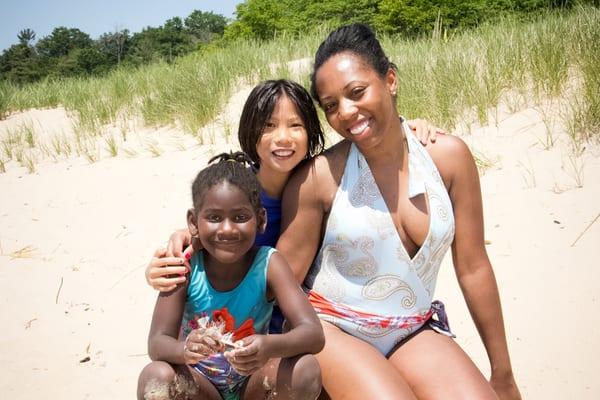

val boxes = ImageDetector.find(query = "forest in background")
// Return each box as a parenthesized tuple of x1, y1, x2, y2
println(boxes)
(1, 0, 593, 85)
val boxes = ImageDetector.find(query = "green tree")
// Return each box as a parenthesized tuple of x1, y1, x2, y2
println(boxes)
(0, 29, 41, 84)
(98, 29, 130, 65)
(302, 0, 379, 30)
(185, 10, 228, 43)
(225, 0, 287, 40)
(128, 27, 161, 64)
(374, 0, 489, 36)
(224, 0, 379, 40)
(161, 17, 193, 60)
(0, 43, 41, 84)
(52, 52, 80, 77)
(17, 28, 36, 45)
(36, 27, 93, 58)
(75, 47, 109, 75)
(128, 18, 193, 64)
(222, 0, 569, 41)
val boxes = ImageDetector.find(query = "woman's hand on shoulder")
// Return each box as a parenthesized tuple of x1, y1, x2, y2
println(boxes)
(406, 118, 447, 145)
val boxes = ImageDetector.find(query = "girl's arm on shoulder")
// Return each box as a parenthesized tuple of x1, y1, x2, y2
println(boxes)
(147, 282, 188, 364)
(265, 251, 325, 357)
(429, 135, 520, 397)
(145, 230, 205, 292)
(145, 247, 188, 292)
(406, 118, 447, 145)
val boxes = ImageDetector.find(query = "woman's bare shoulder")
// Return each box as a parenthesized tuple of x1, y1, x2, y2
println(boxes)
(424, 134, 475, 188)
(311, 139, 350, 167)
(291, 140, 350, 181)
(285, 140, 350, 203)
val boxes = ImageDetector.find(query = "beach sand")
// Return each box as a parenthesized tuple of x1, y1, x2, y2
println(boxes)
(1, 95, 599, 398)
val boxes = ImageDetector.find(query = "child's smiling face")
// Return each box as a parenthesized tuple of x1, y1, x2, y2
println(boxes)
(190, 181, 263, 265)
(256, 94, 309, 176)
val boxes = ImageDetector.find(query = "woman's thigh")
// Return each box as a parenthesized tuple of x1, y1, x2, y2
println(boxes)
(389, 327, 498, 400)
(317, 320, 417, 400)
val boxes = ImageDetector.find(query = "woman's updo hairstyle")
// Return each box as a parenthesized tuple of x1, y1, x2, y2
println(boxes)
(310, 23, 396, 101)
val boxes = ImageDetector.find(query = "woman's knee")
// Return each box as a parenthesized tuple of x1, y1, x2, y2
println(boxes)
(137, 361, 176, 400)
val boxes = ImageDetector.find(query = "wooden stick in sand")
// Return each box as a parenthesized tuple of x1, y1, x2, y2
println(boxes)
(55, 276, 64, 304)
(571, 212, 600, 247)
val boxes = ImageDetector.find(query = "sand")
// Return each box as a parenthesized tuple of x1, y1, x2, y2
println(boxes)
(0, 92, 599, 399)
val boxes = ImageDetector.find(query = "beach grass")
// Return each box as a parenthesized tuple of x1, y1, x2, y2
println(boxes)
(388, 6, 598, 139)
(0, 6, 598, 171)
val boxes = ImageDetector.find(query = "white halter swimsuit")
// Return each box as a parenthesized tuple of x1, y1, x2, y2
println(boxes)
(307, 121, 455, 355)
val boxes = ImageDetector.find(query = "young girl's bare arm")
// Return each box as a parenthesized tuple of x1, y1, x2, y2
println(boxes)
(147, 282, 224, 366)
(224, 252, 324, 375)
(147, 283, 188, 363)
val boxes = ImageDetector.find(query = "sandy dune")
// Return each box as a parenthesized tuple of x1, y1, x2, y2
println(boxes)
(0, 91, 599, 399)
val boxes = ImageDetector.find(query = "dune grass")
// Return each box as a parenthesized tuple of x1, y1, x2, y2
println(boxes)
(0, 6, 598, 173)
(0, 28, 324, 134)
(387, 5, 599, 139)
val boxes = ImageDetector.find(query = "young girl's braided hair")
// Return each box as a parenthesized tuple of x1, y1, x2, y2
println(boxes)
(191, 151, 262, 214)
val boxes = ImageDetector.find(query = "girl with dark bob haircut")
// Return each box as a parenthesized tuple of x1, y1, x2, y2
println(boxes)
(238, 79, 324, 167)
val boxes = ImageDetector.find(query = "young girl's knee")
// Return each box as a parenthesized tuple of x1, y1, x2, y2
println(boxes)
(290, 354, 322, 399)
(137, 361, 176, 400)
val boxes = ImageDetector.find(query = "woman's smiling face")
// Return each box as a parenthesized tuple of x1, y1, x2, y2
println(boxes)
(314, 51, 398, 151)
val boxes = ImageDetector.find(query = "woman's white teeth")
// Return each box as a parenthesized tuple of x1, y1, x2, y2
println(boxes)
(273, 149, 293, 157)
(350, 120, 370, 135)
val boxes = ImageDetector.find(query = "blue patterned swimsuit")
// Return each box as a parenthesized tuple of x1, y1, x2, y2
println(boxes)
(306, 122, 455, 355)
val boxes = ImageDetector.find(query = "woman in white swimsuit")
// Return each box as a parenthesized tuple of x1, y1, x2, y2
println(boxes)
(278, 23, 521, 400)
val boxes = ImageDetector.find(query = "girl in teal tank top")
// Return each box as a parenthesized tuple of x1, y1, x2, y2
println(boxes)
(137, 153, 324, 400)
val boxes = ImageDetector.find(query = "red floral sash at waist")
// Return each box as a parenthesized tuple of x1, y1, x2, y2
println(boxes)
(308, 290, 433, 329)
